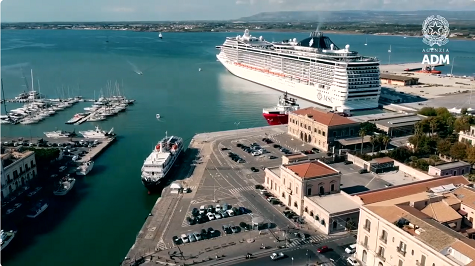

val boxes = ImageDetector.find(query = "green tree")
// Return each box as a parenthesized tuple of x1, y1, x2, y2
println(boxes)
(360, 122, 378, 135)
(359, 129, 367, 154)
(418, 107, 437, 116)
(370, 135, 376, 153)
(437, 139, 452, 155)
(454, 116, 471, 132)
(382, 135, 391, 151)
(461, 108, 468, 115)
(429, 117, 438, 136)
(26, 148, 60, 166)
(450, 142, 468, 160)
(466, 146, 475, 167)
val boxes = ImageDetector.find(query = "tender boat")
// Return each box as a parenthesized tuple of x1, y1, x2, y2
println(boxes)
(156, 114, 161, 119)
(262, 92, 300, 125)
(44, 130, 75, 138)
(76, 161, 94, 176)
(53, 176, 76, 196)
(1, 230, 16, 251)
(66, 113, 87, 124)
(26, 200, 48, 218)
(79, 126, 115, 139)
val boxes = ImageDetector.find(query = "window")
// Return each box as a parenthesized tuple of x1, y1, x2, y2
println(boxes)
(310, 211, 314, 216)
(315, 215, 319, 221)
(294, 202, 298, 208)
(364, 219, 371, 232)
(377, 246, 385, 258)
(295, 186, 298, 194)
(282, 193, 285, 198)
(398, 260, 404, 266)
(420, 255, 426, 266)
(331, 184, 335, 191)
(307, 188, 311, 195)
(332, 221, 337, 229)
(321, 219, 325, 226)
(362, 250, 368, 263)
(364, 235, 369, 247)
(304, 207, 308, 213)
(380, 230, 388, 243)
(398, 241, 407, 256)
(319, 186, 324, 195)
(322, 132, 326, 137)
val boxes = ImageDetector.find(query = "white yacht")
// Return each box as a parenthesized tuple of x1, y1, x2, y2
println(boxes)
(76, 161, 94, 176)
(141, 133, 184, 191)
(26, 200, 48, 218)
(87, 114, 106, 122)
(66, 113, 87, 124)
(79, 126, 114, 139)
(1, 230, 16, 251)
(44, 130, 75, 138)
(53, 176, 76, 196)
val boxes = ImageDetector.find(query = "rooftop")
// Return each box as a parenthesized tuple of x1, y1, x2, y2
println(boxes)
(354, 175, 471, 205)
(371, 157, 394, 164)
(380, 73, 420, 81)
(374, 115, 422, 129)
(431, 161, 471, 171)
(291, 107, 358, 127)
(1, 150, 34, 169)
(420, 201, 462, 223)
(349, 113, 419, 123)
(285, 160, 339, 180)
(308, 192, 361, 214)
(454, 187, 475, 210)
(337, 135, 372, 146)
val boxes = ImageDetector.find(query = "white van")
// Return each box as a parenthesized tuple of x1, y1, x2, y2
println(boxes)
(345, 244, 357, 254)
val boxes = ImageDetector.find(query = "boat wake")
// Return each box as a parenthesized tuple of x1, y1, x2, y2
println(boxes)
(126, 60, 143, 75)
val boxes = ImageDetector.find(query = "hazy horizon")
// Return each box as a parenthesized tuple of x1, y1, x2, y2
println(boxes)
(1, 0, 475, 23)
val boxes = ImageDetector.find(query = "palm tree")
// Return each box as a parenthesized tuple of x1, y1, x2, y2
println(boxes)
(359, 128, 367, 154)
(370, 135, 376, 153)
(429, 118, 437, 136)
(382, 135, 391, 151)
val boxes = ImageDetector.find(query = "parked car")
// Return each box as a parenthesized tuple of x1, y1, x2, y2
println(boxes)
(192, 208, 199, 217)
(215, 213, 222, 219)
(344, 161, 353, 165)
(207, 227, 215, 236)
(193, 232, 202, 241)
(347, 257, 360, 266)
(199, 205, 206, 214)
(250, 167, 259, 172)
(186, 217, 196, 225)
(222, 225, 232, 234)
(215, 204, 221, 212)
(180, 234, 189, 243)
(14, 203, 22, 209)
(230, 225, 239, 233)
(270, 252, 285, 260)
(172, 236, 180, 244)
(317, 246, 332, 253)
(201, 229, 208, 239)
(207, 212, 215, 220)
(345, 244, 357, 254)
(188, 233, 197, 242)
(59, 166, 67, 172)
(6, 209, 15, 215)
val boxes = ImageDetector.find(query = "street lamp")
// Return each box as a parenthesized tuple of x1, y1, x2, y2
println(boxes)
(234, 122, 240, 138)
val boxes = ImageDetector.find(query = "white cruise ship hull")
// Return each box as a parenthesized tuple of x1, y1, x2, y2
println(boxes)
(217, 55, 379, 111)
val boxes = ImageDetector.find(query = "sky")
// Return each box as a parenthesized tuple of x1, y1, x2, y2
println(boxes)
(1, 0, 475, 22)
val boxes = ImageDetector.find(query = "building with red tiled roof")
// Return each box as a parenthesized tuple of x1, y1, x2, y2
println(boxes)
(354, 176, 475, 266)
(288, 107, 361, 151)
(264, 160, 361, 235)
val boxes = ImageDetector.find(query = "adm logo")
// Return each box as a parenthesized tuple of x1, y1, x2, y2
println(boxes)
(421, 15, 451, 65)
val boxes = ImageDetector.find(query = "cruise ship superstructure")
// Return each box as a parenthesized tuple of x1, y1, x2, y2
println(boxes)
(141, 133, 184, 191)
(217, 30, 381, 111)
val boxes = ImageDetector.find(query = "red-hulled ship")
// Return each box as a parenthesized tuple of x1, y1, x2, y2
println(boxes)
(262, 92, 300, 125)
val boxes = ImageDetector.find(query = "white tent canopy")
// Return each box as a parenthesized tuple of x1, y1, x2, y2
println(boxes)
(170, 183, 182, 189)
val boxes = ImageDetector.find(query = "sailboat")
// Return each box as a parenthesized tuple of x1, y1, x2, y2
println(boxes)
(158, 32, 163, 39)
(364, 37, 368, 46)
(388, 45, 392, 53)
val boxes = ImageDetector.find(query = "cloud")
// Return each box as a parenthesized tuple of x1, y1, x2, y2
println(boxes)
(102, 7, 135, 13)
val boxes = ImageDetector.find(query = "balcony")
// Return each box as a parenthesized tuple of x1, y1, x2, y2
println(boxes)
(286, 188, 292, 195)
(376, 253, 386, 262)
(379, 237, 387, 244)
(359, 241, 369, 249)
(397, 247, 406, 257)
(364, 225, 371, 232)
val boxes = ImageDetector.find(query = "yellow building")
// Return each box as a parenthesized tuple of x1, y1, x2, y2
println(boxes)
(459, 125, 475, 146)
(1, 149, 37, 199)
(352, 176, 475, 266)
(288, 107, 361, 152)
(380, 73, 419, 86)
(265, 159, 361, 234)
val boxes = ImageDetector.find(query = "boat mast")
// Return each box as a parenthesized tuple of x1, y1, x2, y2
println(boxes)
(1, 79, 10, 118)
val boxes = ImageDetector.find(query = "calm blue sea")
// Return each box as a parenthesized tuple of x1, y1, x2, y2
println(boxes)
(0, 29, 474, 266)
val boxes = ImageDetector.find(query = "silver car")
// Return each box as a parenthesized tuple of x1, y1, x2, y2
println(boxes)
(193, 232, 202, 241)
(188, 233, 197, 242)
(181, 233, 189, 243)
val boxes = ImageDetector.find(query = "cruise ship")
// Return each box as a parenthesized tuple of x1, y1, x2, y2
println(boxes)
(216, 30, 381, 111)
(141, 133, 184, 192)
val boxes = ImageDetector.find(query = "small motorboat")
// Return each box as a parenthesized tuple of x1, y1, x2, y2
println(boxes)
(199, 68, 202, 72)
(156, 114, 161, 119)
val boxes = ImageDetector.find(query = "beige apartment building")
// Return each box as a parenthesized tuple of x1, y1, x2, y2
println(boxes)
(352, 175, 475, 266)
(264, 159, 361, 234)
(288, 107, 361, 152)
(459, 125, 475, 146)
(1, 149, 37, 199)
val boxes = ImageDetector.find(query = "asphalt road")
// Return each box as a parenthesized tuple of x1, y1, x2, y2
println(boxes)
(232, 248, 318, 266)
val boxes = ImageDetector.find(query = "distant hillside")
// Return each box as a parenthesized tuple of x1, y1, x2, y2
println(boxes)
(237, 10, 475, 23)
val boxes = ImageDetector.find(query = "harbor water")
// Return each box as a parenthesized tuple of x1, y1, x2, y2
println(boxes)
(1, 30, 474, 266)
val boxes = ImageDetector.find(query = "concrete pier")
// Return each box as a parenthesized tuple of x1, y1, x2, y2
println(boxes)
(77, 137, 116, 163)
